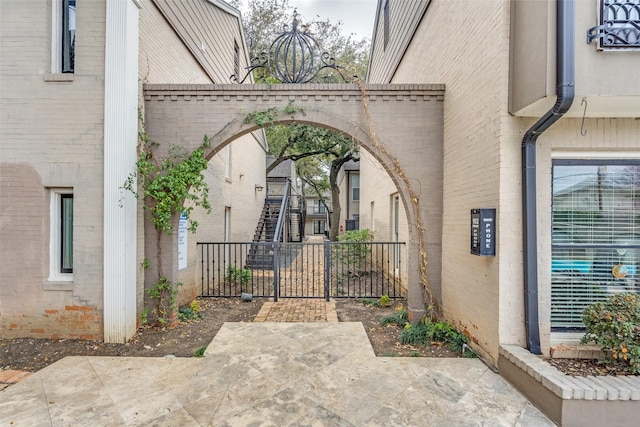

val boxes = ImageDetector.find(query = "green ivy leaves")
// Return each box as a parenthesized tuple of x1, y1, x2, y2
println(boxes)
(244, 101, 305, 127)
(124, 128, 212, 234)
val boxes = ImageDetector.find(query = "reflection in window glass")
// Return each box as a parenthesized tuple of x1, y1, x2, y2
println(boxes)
(61, 194, 73, 272)
(352, 175, 360, 201)
(62, 0, 76, 73)
(551, 160, 640, 330)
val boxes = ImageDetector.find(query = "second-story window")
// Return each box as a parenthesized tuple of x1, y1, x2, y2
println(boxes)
(62, 0, 76, 72)
(314, 200, 326, 214)
(351, 175, 360, 201)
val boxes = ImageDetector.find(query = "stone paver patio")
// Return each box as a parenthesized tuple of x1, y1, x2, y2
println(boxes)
(0, 320, 554, 426)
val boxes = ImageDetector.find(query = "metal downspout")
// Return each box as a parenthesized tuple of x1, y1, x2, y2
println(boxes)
(522, 0, 575, 354)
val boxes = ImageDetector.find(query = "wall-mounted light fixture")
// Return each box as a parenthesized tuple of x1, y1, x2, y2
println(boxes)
(255, 184, 264, 191)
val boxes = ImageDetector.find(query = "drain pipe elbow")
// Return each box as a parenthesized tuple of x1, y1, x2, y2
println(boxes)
(522, 0, 575, 355)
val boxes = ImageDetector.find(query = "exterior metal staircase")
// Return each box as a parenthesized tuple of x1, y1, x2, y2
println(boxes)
(246, 178, 305, 269)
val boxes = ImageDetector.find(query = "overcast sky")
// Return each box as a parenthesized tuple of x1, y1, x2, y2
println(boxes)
(236, 0, 379, 40)
(291, 0, 378, 40)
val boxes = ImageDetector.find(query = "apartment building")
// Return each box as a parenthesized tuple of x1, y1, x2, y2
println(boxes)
(0, 0, 265, 342)
(366, 0, 640, 364)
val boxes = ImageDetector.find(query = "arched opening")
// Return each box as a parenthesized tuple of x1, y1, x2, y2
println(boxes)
(142, 83, 444, 323)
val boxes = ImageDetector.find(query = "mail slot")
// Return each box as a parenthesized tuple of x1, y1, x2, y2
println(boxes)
(470, 208, 496, 256)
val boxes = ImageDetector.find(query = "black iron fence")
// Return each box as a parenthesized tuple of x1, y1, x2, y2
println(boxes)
(197, 241, 405, 300)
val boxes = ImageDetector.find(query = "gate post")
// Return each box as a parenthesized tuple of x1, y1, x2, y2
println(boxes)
(324, 240, 330, 301)
(272, 242, 279, 302)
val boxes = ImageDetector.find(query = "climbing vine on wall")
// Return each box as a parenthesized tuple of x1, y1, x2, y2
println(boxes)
(244, 100, 306, 127)
(123, 109, 212, 234)
(123, 108, 212, 327)
(347, 74, 439, 319)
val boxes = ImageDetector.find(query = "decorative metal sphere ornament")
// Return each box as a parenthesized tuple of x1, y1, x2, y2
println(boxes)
(231, 11, 351, 84)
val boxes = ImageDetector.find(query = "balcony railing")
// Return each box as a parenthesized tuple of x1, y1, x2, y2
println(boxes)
(588, 0, 640, 48)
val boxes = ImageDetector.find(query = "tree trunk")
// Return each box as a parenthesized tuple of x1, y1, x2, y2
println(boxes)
(328, 154, 357, 241)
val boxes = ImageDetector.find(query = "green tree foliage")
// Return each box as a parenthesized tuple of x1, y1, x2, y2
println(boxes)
(230, 0, 370, 83)
(266, 124, 358, 240)
(231, 0, 368, 240)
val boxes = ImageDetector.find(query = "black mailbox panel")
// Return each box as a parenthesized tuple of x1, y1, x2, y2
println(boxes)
(471, 208, 496, 256)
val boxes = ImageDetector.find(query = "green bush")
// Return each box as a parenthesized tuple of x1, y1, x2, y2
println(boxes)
(401, 318, 472, 354)
(380, 307, 408, 326)
(581, 292, 640, 373)
(225, 266, 252, 290)
(338, 229, 375, 243)
(335, 229, 375, 270)
(178, 306, 202, 322)
(378, 295, 391, 307)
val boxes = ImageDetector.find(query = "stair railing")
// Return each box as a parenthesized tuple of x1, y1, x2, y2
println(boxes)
(272, 179, 291, 243)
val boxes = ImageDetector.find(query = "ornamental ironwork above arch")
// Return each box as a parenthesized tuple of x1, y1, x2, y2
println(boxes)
(231, 11, 355, 84)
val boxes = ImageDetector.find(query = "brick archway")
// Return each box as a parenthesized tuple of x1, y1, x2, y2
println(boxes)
(143, 83, 444, 319)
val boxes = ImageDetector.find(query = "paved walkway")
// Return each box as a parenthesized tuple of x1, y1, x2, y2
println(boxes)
(254, 299, 338, 322)
(0, 319, 554, 426)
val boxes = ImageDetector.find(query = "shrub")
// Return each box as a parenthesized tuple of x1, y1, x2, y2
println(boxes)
(378, 295, 391, 307)
(178, 306, 202, 322)
(581, 292, 640, 373)
(225, 266, 252, 290)
(335, 229, 375, 269)
(380, 307, 408, 327)
(401, 318, 472, 354)
(338, 229, 375, 243)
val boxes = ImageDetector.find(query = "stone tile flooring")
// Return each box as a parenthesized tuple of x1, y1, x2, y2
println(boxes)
(0, 322, 555, 426)
(0, 369, 32, 391)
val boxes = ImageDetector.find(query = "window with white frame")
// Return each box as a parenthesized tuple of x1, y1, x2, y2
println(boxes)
(351, 174, 360, 201)
(551, 160, 640, 330)
(49, 189, 74, 280)
(52, 0, 76, 73)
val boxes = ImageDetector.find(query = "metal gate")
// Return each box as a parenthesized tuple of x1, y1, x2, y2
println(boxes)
(197, 241, 405, 300)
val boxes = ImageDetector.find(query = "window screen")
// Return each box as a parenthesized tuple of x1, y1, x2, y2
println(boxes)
(551, 160, 640, 330)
